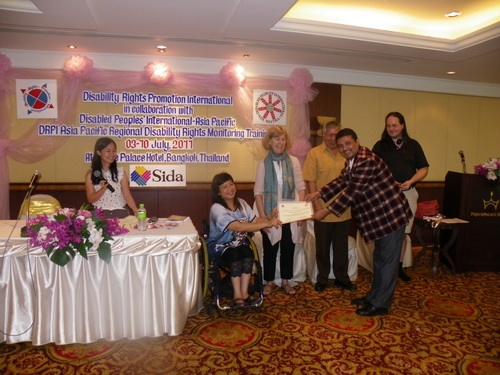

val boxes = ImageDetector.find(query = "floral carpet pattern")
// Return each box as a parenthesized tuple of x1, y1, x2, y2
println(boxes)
(1, 250, 499, 375)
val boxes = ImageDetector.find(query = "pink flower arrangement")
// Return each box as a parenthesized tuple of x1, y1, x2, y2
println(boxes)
(0, 53, 12, 75)
(219, 62, 246, 87)
(144, 61, 173, 85)
(63, 55, 94, 79)
(24, 206, 128, 267)
(474, 158, 500, 181)
(288, 68, 313, 89)
(288, 68, 317, 104)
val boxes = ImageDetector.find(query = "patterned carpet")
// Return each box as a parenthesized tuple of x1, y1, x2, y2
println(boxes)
(1, 250, 500, 375)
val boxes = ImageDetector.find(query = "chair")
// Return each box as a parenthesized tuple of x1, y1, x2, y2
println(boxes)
(20, 194, 62, 219)
(199, 229, 264, 316)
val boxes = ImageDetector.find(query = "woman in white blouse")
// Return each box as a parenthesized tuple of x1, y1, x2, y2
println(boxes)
(254, 126, 306, 296)
(85, 137, 138, 219)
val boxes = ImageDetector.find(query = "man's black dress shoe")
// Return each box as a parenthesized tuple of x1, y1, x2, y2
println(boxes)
(351, 297, 369, 306)
(398, 269, 411, 282)
(355, 304, 389, 317)
(333, 280, 358, 291)
(314, 282, 327, 292)
(398, 262, 411, 282)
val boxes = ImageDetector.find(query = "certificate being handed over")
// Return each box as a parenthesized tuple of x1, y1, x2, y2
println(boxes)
(278, 201, 313, 224)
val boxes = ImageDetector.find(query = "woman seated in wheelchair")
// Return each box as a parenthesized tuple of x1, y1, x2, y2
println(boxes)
(206, 172, 281, 308)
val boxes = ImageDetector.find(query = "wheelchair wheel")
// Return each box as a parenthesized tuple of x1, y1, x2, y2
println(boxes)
(199, 233, 265, 314)
(198, 236, 211, 307)
(247, 234, 264, 307)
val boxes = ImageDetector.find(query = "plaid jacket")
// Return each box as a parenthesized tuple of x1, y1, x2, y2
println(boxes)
(319, 146, 412, 242)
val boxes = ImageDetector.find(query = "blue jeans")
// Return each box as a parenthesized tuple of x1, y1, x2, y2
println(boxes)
(365, 226, 406, 309)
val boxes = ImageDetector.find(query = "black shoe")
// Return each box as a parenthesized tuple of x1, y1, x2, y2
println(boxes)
(245, 296, 261, 307)
(351, 297, 369, 306)
(314, 282, 327, 292)
(398, 262, 411, 282)
(333, 280, 358, 291)
(355, 304, 389, 317)
(398, 268, 411, 282)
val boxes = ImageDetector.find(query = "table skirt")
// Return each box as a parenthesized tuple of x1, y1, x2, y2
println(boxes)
(1, 227, 202, 345)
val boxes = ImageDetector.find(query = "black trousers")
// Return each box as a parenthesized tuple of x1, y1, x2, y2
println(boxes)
(261, 223, 294, 282)
(314, 220, 351, 285)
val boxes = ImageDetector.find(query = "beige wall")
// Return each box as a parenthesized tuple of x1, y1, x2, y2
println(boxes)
(8, 85, 500, 184)
(341, 86, 500, 182)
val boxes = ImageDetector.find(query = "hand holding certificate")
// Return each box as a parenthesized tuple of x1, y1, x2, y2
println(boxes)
(278, 201, 313, 224)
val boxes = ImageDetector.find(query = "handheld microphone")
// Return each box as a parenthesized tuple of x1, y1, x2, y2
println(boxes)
(459, 150, 467, 173)
(28, 170, 41, 191)
(93, 170, 115, 192)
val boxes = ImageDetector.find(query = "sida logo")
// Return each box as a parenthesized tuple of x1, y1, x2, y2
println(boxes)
(129, 164, 186, 187)
(16, 79, 58, 119)
(253, 90, 287, 125)
(130, 166, 152, 186)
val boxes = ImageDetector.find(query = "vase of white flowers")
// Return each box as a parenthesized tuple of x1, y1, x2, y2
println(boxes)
(474, 158, 500, 190)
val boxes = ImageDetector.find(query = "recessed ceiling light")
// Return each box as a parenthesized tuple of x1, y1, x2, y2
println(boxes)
(67, 45, 77, 49)
(447, 71, 456, 75)
(157, 45, 167, 52)
(445, 11, 461, 18)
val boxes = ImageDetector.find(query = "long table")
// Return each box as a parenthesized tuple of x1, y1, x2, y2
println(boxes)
(0, 219, 202, 345)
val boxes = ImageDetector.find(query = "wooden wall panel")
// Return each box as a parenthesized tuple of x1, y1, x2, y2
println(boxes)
(309, 82, 342, 146)
(10, 182, 443, 238)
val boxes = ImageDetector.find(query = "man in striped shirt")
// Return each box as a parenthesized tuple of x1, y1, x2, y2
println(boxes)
(306, 128, 412, 317)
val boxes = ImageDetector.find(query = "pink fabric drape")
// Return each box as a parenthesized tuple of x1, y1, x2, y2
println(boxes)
(0, 54, 317, 219)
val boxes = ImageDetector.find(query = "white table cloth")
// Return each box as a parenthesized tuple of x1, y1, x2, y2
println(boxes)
(0, 219, 202, 345)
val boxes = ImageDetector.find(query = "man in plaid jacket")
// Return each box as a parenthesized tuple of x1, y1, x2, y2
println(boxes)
(306, 128, 412, 317)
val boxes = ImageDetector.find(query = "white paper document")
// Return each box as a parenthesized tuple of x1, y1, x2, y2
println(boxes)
(278, 201, 313, 224)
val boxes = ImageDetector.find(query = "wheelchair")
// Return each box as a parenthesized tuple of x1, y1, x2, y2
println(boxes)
(199, 227, 264, 316)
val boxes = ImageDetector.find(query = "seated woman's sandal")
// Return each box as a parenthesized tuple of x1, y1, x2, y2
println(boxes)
(233, 298, 246, 308)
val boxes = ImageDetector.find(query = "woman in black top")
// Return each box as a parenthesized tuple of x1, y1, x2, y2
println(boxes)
(372, 112, 429, 281)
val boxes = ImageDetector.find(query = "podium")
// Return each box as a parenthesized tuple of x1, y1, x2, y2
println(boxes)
(442, 171, 500, 273)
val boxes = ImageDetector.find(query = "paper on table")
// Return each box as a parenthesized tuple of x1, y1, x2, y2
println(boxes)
(119, 215, 138, 229)
(440, 218, 469, 224)
(165, 215, 189, 222)
(278, 201, 313, 224)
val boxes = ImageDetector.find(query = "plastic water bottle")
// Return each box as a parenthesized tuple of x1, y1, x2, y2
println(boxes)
(137, 204, 147, 231)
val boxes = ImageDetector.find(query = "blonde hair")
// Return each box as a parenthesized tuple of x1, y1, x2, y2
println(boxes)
(261, 126, 290, 151)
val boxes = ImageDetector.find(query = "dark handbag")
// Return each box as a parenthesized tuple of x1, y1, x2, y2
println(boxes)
(415, 200, 439, 219)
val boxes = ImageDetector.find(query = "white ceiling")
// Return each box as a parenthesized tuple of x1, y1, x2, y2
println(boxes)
(1, 0, 499, 84)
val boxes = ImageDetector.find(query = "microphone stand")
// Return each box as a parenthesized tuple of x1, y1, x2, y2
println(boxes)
(459, 151, 467, 174)
(18, 177, 39, 232)
(21, 186, 36, 218)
